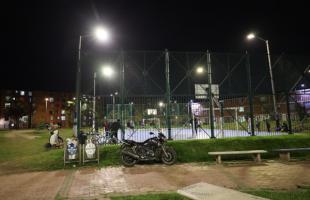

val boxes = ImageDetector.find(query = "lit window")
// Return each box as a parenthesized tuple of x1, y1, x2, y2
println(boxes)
(61, 110, 65, 114)
(20, 91, 25, 96)
(49, 97, 54, 102)
(5, 103, 11, 108)
(61, 116, 66, 121)
(12, 97, 15, 101)
(28, 91, 32, 96)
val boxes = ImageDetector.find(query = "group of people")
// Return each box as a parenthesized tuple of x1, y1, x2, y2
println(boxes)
(248, 117, 289, 133)
(102, 119, 122, 138)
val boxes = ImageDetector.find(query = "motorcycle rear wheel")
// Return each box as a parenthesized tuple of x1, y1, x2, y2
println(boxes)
(121, 154, 137, 167)
(121, 147, 137, 167)
(161, 146, 176, 165)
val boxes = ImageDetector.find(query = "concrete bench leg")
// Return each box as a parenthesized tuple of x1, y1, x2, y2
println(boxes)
(254, 153, 261, 162)
(216, 155, 222, 164)
(279, 152, 290, 161)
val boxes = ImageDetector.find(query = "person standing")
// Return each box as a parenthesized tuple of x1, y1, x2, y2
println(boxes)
(247, 116, 252, 134)
(256, 118, 261, 132)
(265, 119, 271, 133)
(194, 117, 198, 134)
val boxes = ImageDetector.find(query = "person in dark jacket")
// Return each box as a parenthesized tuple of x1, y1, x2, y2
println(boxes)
(265, 119, 271, 132)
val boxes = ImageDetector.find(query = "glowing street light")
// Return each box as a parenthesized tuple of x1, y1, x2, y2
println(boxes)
(158, 101, 164, 107)
(101, 65, 114, 77)
(196, 66, 204, 74)
(94, 26, 110, 42)
(247, 33, 256, 40)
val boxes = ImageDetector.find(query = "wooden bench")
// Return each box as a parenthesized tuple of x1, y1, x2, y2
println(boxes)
(272, 147, 310, 161)
(208, 150, 267, 164)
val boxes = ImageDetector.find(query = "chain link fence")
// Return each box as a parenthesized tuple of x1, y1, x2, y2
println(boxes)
(78, 50, 310, 141)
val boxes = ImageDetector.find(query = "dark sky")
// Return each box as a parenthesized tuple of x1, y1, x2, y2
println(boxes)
(3, 0, 310, 93)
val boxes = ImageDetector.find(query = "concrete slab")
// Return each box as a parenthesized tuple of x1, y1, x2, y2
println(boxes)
(178, 182, 269, 200)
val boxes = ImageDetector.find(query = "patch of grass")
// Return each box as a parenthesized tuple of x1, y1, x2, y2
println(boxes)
(111, 192, 191, 200)
(0, 129, 73, 174)
(170, 134, 310, 163)
(244, 189, 310, 200)
(0, 129, 310, 173)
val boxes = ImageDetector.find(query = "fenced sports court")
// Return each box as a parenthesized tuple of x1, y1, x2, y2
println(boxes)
(79, 50, 310, 141)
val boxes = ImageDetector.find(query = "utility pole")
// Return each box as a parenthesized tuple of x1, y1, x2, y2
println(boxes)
(207, 50, 215, 139)
(165, 49, 172, 139)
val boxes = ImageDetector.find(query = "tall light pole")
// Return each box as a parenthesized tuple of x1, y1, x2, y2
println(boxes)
(247, 33, 279, 128)
(92, 72, 97, 131)
(75, 26, 110, 137)
(110, 91, 118, 121)
(92, 65, 115, 130)
(45, 98, 49, 123)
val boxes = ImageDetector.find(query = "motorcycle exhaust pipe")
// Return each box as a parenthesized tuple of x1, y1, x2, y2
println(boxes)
(122, 150, 139, 159)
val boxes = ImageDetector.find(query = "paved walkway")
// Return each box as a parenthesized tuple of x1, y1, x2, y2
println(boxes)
(0, 161, 309, 200)
(178, 182, 269, 200)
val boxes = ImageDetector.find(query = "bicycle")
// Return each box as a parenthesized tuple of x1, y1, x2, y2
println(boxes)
(87, 128, 119, 145)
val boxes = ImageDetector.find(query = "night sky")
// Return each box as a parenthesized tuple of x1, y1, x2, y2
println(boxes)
(3, 0, 310, 93)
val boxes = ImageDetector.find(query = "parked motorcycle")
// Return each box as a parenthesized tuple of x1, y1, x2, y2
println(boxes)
(120, 131, 176, 167)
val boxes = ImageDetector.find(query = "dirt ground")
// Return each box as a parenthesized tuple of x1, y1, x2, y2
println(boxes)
(0, 161, 309, 200)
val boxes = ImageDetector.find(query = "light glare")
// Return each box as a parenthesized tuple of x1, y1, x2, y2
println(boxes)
(95, 27, 109, 42)
(101, 66, 114, 77)
(247, 33, 255, 40)
(196, 67, 204, 74)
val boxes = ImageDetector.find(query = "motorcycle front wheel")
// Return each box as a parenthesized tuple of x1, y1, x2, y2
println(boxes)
(161, 146, 176, 165)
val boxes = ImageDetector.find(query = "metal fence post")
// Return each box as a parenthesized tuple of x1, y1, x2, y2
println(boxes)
(286, 92, 293, 134)
(165, 49, 172, 139)
(246, 51, 255, 136)
(207, 51, 215, 139)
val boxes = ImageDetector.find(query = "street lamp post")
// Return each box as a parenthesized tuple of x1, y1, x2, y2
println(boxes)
(74, 26, 110, 137)
(45, 98, 49, 123)
(92, 72, 96, 131)
(110, 92, 118, 121)
(92, 65, 115, 131)
(247, 33, 279, 128)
